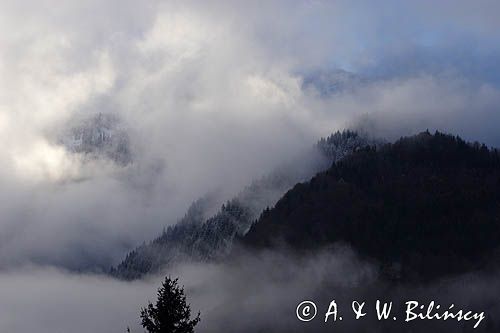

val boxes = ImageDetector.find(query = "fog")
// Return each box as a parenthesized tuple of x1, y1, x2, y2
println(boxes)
(1, 0, 500, 268)
(1, 248, 498, 332)
(1, 0, 500, 331)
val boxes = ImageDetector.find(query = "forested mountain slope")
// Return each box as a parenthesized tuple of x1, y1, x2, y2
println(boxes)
(111, 130, 379, 279)
(243, 131, 500, 280)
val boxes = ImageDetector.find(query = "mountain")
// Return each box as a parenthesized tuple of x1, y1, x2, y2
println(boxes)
(111, 130, 380, 279)
(243, 131, 500, 281)
(60, 112, 132, 165)
(301, 69, 367, 97)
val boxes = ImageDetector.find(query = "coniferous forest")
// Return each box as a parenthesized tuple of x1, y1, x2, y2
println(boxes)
(243, 131, 500, 281)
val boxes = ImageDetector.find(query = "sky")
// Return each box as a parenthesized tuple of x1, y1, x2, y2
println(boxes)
(0, 0, 500, 331)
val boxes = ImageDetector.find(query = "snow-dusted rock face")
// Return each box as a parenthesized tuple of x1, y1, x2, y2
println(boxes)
(111, 130, 381, 280)
(301, 69, 366, 97)
(61, 113, 132, 166)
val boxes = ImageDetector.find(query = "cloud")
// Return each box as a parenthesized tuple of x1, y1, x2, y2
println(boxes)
(178, 248, 500, 332)
(328, 75, 500, 145)
(0, 248, 375, 333)
(1, 248, 499, 332)
(0, 0, 499, 276)
(0, 267, 154, 333)
(0, 0, 323, 268)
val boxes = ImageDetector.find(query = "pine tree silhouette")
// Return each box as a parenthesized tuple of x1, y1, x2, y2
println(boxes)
(140, 277, 200, 333)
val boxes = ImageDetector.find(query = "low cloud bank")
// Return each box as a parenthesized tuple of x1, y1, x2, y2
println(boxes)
(1, 248, 499, 332)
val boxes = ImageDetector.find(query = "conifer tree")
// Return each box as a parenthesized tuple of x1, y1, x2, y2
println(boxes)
(140, 277, 200, 333)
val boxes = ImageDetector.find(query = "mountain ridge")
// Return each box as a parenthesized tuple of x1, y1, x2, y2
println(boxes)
(242, 131, 500, 281)
(111, 130, 380, 279)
